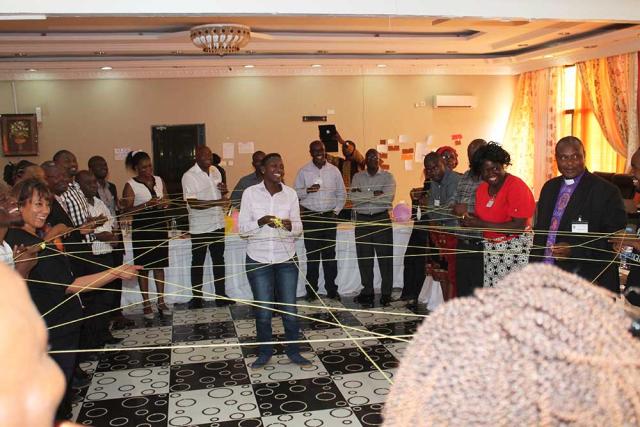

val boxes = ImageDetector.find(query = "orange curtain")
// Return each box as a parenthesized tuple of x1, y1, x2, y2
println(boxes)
(503, 67, 563, 194)
(572, 83, 625, 172)
(577, 54, 630, 159)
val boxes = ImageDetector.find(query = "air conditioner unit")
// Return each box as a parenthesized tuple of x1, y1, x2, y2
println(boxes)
(433, 95, 477, 108)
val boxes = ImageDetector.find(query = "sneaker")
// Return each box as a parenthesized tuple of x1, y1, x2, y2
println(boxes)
(250, 354, 272, 369)
(288, 353, 312, 366)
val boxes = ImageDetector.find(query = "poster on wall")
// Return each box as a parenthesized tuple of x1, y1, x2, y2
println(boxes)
(1, 114, 38, 157)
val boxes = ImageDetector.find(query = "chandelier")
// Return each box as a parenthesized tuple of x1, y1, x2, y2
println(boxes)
(190, 24, 251, 55)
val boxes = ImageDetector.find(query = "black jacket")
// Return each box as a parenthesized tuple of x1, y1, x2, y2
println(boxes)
(530, 171, 626, 292)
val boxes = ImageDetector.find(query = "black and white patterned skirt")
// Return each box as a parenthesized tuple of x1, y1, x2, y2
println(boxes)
(483, 233, 533, 287)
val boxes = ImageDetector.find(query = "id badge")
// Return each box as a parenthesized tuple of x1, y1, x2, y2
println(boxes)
(434, 199, 440, 207)
(572, 220, 588, 233)
(486, 199, 494, 208)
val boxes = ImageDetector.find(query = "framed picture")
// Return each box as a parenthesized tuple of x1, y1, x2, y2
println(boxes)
(1, 113, 38, 157)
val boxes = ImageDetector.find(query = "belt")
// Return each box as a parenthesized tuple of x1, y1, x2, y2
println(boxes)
(355, 211, 388, 217)
(301, 207, 335, 215)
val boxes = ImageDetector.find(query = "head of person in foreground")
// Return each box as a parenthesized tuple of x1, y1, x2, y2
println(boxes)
(384, 263, 640, 426)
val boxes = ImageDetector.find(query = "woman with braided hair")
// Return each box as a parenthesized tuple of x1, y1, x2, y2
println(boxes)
(384, 263, 640, 426)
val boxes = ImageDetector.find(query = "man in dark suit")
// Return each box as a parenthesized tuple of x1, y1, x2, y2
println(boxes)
(531, 136, 626, 292)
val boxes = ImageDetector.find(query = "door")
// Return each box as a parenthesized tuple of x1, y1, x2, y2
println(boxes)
(151, 124, 205, 230)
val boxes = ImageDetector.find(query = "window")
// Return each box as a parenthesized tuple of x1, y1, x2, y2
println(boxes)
(561, 65, 625, 173)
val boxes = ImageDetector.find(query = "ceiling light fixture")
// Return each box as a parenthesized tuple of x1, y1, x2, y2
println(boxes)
(100, 66, 112, 71)
(244, 64, 255, 68)
(190, 24, 251, 55)
(27, 68, 37, 72)
(543, 54, 554, 58)
(311, 64, 322, 68)
(377, 64, 387, 68)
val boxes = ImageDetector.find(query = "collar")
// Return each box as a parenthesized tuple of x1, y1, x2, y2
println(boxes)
(308, 160, 327, 170)
(562, 170, 586, 186)
(189, 163, 210, 175)
(259, 180, 284, 195)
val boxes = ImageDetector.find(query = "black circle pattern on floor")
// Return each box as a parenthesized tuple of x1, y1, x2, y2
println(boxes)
(172, 321, 238, 342)
(76, 394, 169, 426)
(170, 359, 251, 392)
(317, 345, 399, 376)
(252, 377, 348, 417)
(96, 348, 172, 372)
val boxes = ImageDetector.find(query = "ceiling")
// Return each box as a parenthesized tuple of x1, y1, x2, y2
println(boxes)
(1, 14, 639, 80)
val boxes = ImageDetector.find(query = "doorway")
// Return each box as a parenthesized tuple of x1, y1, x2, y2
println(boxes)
(151, 124, 206, 230)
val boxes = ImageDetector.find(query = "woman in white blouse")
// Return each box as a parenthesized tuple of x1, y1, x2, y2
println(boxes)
(122, 151, 172, 320)
(238, 153, 310, 368)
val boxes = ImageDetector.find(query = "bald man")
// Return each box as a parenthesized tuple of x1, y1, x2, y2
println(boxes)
(530, 136, 626, 292)
(0, 263, 83, 426)
(182, 145, 234, 308)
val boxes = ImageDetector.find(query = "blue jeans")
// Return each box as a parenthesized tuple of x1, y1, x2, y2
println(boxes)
(245, 255, 301, 357)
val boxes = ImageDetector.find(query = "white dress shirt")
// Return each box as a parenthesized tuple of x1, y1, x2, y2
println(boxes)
(294, 161, 346, 214)
(181, 164, 225, 234)
(87, 196, 115, 255)
(238, 182, 303, 264)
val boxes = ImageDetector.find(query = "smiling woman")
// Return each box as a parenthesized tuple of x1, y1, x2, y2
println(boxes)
(460, 142, 536, 287)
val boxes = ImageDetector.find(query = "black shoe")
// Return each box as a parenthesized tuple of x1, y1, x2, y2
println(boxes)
(380, 295, 396, 307)
(354, 294, 374, 306)
(72, 374, 91, 389)
(304, 292, 318, 302)
(78, 352, 99, 363)
(405, 299, 418, 310)
(216, 295, 236, 307)
(102, 335, 124, 345)
(250, 354, 272, 369)
(288, 353, 312, 366)
(326, 292, 341, 301)
(188, 298, 204, 309)
(111, 315, 135, 330)
(76, 366, 90, 379)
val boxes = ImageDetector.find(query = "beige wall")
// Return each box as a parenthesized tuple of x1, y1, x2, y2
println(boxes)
(0, 75, 515, 203)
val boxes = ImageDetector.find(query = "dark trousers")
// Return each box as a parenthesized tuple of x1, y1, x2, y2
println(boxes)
(355, 211, 393, 297)
(302, 211, 338, 295)
(77, 252, 114, 349)
(191, 229, 226, 298)
(401, 223, 429, 300)
(52, 335, 79, 419)
(106, 245, 124, 315)
(245, 256, 300, 356)
(455, 237, 484, 297)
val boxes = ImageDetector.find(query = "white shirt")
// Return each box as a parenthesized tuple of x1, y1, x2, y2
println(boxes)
(87, 196, 115, 255)
(0, 241, 13, 268)
(294, 160, 346, 214)
(181, 164, 225, 234)
(238, 182, 303, 264)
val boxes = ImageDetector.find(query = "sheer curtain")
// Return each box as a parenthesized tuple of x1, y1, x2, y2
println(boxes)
(576, 53, 638, 168)
(503, 67, 564, 195)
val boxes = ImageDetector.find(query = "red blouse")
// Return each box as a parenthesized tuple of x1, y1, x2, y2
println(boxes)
(475, 174, 535, 240)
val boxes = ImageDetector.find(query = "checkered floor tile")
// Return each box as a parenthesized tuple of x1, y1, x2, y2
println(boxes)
(70, 296, 427, 426)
